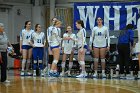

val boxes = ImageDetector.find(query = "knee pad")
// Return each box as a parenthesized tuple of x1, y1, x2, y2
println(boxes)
(38, 60, 42, 63)
(27, 59, 31, 63)
(48, 55, 53, 64)
(22, 59, 26, 63)
(94, 58, 99, 62)
(101, 58, 106, 63)
(52, 60, 58, 65)
(79, 61, 85, 65)
(34, 60, 37, 64)
(61, 62, 66, 68)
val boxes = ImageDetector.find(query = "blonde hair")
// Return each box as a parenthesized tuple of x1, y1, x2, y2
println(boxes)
(54, 20, 62, 26)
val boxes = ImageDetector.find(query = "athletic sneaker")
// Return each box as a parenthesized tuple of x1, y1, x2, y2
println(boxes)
(76, 73, 87, 78)
(67, 71, 71, 76)
(93, 74, 97, 78)
(20, 71, 25, 76)
(119, 74, 125, 79)
(126, 74, 135, 80)
(60, 71, 65, 76)
(26, 72, 32, 76)
(41, 70, 44, 77)
(33, 70, 36, 77)
(3, 80, 10, 83)
(49, 72, 59, 77)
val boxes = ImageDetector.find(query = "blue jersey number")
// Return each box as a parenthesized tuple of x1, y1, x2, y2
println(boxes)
(98, 32, 102, 36)
(37, 39, 41, 43)
(26, 36, 30, 39)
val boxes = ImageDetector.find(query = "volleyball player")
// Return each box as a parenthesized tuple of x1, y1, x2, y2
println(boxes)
(89, 17, 110, 78)
(30, 24, 46, 76)
(20, 21, 34, 76)
(43, 17, 58, 75)
(60, 26, 76, 76)
(75, 20, 87, 78)
(48, 20, 62, 77)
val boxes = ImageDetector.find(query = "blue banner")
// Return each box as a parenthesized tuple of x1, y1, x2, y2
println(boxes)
(74, 2, 140, 30)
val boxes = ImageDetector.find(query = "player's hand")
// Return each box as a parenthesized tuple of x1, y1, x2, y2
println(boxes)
(20, 48, 22, 53)
(79, 48, 84, 53)
(107, 47, 110, 51)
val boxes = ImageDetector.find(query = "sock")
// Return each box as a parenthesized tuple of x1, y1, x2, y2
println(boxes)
(22, 59, 26, 71)
(94, 70, 97, 75)
(69, 62, 73, 71)
(61, 62, 65, 72)
(102, 70, 105, 74)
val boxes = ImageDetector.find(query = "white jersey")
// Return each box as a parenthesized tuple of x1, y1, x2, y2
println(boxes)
(136, 18, 140, 53)
(49, 27, 62, 47)
(20, 29, 34, 45)
(62, 33, 76, 54)
(89, 26, 110, 48)
(77, 28, 87, 48)
(31, 32, 46, 47)
(47, 26, 61, 46)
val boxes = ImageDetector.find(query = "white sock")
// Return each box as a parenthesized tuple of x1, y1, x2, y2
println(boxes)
(94, 70, 97, 75)
(102, 70, 105, 74)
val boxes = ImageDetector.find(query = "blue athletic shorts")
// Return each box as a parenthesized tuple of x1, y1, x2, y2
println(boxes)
(22, 45, 32, 50)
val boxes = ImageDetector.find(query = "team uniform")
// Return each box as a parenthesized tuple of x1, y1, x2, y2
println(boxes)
(47, 26, 61, 47)
(20, 29, 34, 76)
(31, 32, 46, 76)
(77, 28, 88, 49)
(89, 26, 110, 48)
(62, 33, 76, 54)
(20, 29, 34, 49)
(48, 27, 61, 50)
(60, 32, 76, 76)
(89, 26, 110, 78)
(76, 28, 87, 78)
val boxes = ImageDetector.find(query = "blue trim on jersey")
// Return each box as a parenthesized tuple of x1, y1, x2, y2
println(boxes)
(82, 29, 85, 37)
(93, 46, 107, 48)
(50, 45, 60, 50)
(33, 47, 44, 60)
(22, 45, 32, 50)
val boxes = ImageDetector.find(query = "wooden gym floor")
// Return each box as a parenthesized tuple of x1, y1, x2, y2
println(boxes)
(0, 70, 140, 93)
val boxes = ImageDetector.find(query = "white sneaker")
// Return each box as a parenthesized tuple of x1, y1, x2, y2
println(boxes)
(27, 72, 32, 76)
(43, 67, 48, 75)
(41, 70, 44, 77)
(4, 80, 10, 83)
(93, 74, 97, 78)
(68, 71, 71, 76)
(20, 71, 24, 76)
(33, 71, 36, 77)
(126, 74, 134, 80)
(60, 71, 65, 76)
(65, 71, 71, 76)
(76, 73, 87, 78)
(120, 74, 125, 79)
(102, 74, 107, 78)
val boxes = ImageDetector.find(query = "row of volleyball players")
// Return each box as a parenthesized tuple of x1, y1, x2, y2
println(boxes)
(19, 17, 110, 78)
(45, 17, 110, 78)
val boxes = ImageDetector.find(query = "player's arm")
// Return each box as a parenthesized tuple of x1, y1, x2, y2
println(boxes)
(43, 33, 46, 46)
(29, 33, 35, 47)
(81, 29, 86, 49)
(20, 31, 23, 53)
(106, 27, 110, 50)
